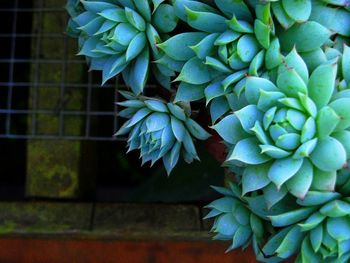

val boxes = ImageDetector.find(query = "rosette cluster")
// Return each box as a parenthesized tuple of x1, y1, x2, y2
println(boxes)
(116, 91, 210, 174)
(66, 0, 178, 94)
(214, 48, 350, 200)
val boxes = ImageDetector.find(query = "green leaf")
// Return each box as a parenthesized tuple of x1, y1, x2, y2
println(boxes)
(175, 82, 205, 102)
(236, 35, 260, 63)
(212, 114, 247, 144)
(126, 32, 147, 61)
(216, 213, 238, 236)
(279, 21, 331, 52)
(242, 163, 271, 195)
(310, 137, 347, 172)
(269, 207, 316, 227)
(297, 191, 341, 206)
(206, 197, 237, 213)
(205, 56, 232, 74)
(144, 100, 168, 113)
(293, 138, 318, 159)
(254, 19, 270, 49)
(271, 1, 295, 29)
(332, 130, 350, 157)
(170, 116, 186, 141)
(279, 48, 309, 84)
(185, 118, 211, 140)
(173, 0, 218, 22)
(152, 4, 178, 33)
(327, 217, 350, 242)
(262, 226, 293, 257)
(128, 48, 149, 95)
(268, 157, 304, 189)
(300, 48, 327, 73)
(310, 2, 350, 37)
(125, 7, 146, 31)
(167, 103, 186, 121)
(298, 212, 325, 231)
(316, 106, 340, 139)
(215, 30, 240, 45)
(263, 183, 288, 209)
(227, 137, 271, 165)
(310, 225, 323, 252)
(185, 8, 227, 33)
(308, 62, 337, 109)
(265, 37, 283, 70)
(276, 68, 308, 97)
(343, 45, 350, 83)
(227, 16, 253, 33)
(329, 98, 350, 131)
(134, 0, 151, 21)
(320, 200, 350, 217)
(175, 57, 211, 84)
(276, 225, 305, 258)
(311, 168, 336, 191)
(191, 33, 219, 60)
(235, 105, 263, 134)
(281, 0, 311, 22)
(245, 77, 278, 104)
(158, 32, 207, 61)
(286, 159, 313, 199)
(210, 97, 230, 123)
(214, 0, 252, 21)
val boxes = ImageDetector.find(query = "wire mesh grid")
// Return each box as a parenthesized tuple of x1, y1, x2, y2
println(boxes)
(0, 0, 134, 141)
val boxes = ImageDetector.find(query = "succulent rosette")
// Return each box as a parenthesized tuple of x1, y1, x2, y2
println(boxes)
(156, 0, 280, 123)
(256, 189, 350, 262)
(115, 91, 210, 174)
(66, 0, 178, 94)
(205, 183, 266, 253)
(213, 49, 350, 201)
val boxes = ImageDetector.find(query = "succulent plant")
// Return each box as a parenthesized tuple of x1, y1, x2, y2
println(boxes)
(66, 0, 178, 94)
(205, 184, 266, 253)
(65, 1, 350, 262)
(158, 0, 281, 122)
(115, 91, 210, 174)
(213, 49, 350, 200)
(257, 190, 350, 262)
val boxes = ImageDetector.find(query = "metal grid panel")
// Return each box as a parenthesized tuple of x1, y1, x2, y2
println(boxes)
(0, 0, 132, 141)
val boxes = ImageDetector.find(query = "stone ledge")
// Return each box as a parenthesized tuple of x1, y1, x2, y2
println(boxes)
(0, 202, 212, 241)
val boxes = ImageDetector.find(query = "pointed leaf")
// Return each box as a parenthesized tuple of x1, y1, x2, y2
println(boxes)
(268, 157, 304, 189)
(227, 137, 271, 165)
(308, 62, 337, 109)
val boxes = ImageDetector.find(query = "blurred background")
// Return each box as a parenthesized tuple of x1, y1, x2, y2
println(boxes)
(0, 0, 254, 262)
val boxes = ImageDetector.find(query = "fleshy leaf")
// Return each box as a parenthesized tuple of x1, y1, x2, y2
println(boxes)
(268, 157, 304, 189)
(308, 62, 337, 109)
(285, 159, 313, 199)
(269, 207, 316, 227)
(227, 137, 271, 165)
(235, 105, 264, 134)
(310, 137, 347, 172)
(242, 163, 271, 195)
(279, 21, 331, 52)
(175, 57, 211, 84)
(212, 114, 247, 144)
(281, 0, 311, 22)
(158, 32, 207, 61)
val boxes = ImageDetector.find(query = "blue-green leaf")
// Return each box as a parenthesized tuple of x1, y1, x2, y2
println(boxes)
(158, 32, 207, 61)
(175, 57, 212, 84)
(227, 137, 271, 165)
(212, 114, 247, 144)
(268, 157, 304, 190)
